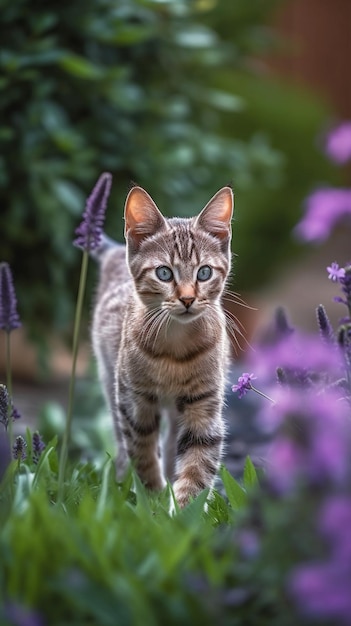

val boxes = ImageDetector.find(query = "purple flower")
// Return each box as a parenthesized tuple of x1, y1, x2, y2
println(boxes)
(0, 384, 22, 430)
(32, 431, 45, 464)
(338, 324, 351, 372)
(261, 389, 350, 493)
(4, 602, 44, 626)
(290, 561, 351, 624)
(13, 435, 27, 461)
(0, 262, 21, 333)
(290, 496, 351, 624)
(232, 373, 257, 399)
(321, 496, 351, 559)
(274, 306, 294, 338)
(338, 264, 351, 312)
(236, 529, 260, 559)
(327, 261, 345, 282)
(0, 383, 9, 428)
(325, 121, 351, 164)
(316, 304, 334, 344)
(252, 331, 342, 387)
(12, 405, 21, 421)
(294, 187, 351, 242)
(73, 172, 112, 252)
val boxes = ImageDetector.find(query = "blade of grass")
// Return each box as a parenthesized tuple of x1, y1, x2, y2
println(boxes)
(96, 457, 113, 520)
(243, 456, 258, 489)
(220, 465, 247, 510)
(57, 250, 89, 503)
(6, 331, 13, 449)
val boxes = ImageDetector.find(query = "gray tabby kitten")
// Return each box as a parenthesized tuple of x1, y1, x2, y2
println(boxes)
(92, 185, 233, 507)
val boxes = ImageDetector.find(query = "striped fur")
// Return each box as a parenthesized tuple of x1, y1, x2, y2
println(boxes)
(92, 186, 233, 507)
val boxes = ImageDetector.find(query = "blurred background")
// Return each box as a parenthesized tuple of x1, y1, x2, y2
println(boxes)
(0, 0, 350, 445)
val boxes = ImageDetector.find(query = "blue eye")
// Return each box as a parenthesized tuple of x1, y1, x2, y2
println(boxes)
(156, 266, 173, 282)
(197, 265, 212, 281)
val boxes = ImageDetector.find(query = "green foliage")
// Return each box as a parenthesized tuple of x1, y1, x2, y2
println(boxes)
(0, 0, 335, 339)
(0, 437, 227, 625)
(1, 405, 261, 625)
(220, 464, 248, 510)
(0, 430, 338, 626)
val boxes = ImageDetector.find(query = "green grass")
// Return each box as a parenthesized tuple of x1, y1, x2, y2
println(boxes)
(0, 433, 258, 626)
(0, 420, 342, 626)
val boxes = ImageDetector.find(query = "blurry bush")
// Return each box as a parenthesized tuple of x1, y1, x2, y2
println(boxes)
(0, 0, 335, 340)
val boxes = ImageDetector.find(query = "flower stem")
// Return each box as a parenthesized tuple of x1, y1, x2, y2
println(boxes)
(58, 250, 89, 502)
(250, 385, 275, 404)
(6, 331, 13, 448)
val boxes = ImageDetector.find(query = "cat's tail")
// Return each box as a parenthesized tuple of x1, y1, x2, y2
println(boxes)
(89, 234, 124, 262)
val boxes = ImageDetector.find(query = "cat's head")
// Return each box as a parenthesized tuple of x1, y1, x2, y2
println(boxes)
(124, 186, 233, 323)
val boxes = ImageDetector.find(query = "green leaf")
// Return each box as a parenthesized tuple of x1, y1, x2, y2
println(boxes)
(106, 24, 156, 46)
(220, 466, 247, 510)
(33, 436, 58, 488)
(96, 458, 113, 520)
(51, 179, 84, 215)
(243, 456, 258, 489)
(177, 488, 209, 525)
(203, 88, 245, 112)
(58, 54, 104, 79)
(0, 126, 14, 140)
(133, 471, 152, 514)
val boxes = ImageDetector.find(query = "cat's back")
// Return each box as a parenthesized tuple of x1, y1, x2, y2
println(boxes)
(95, 243, 129, 299)
(92, 244, 132, 366)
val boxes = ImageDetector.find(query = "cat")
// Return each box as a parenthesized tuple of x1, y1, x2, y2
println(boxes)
(92, 185, 234, 507)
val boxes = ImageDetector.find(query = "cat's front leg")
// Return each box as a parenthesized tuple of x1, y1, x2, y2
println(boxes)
(117, 390, 166, 491)
(173, 394, 225, 508)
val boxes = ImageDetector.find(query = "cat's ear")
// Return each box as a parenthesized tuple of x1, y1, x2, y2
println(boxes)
(195, 187, 233, 241)
(124, 186, 166, 248)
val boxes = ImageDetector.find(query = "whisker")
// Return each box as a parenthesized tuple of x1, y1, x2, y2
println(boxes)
(140, 308, 163, 345)
(206, 303, 251, 355)
(151, 309, 169, 351)
(226, 323, 245, 355)
(223, 308, 246, 336)
(222, 290, 257, 311)
(164, 310, 173, 339)
(140, 306, 169, 351)
(224, 310, 253, 352)
(221, 301, 247, 332)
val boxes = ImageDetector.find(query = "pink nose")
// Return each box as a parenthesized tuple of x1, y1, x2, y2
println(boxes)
(179, 296, 195, 310)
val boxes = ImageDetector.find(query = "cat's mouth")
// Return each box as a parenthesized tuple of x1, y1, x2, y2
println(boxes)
(174, 309, 203, 323)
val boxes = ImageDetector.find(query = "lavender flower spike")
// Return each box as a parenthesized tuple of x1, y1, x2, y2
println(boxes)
(74, 172, 112, 252)
(0, 384, 9, 428)
(0, 384, 21, 429)
(12, 435, 27, 461)
(316, 304, 334, 344)
(32, 431, 46, 464)
(0, 262, 21, 333)
(275, 306, 294, 338)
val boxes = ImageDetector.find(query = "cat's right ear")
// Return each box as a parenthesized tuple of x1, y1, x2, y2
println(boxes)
(124, 186, 166, 250)
(195, 186, 234, 242)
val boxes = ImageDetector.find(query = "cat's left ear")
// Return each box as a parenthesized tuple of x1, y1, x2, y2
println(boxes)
(124, 186, 167, 250)
(195, 186, 233, 241)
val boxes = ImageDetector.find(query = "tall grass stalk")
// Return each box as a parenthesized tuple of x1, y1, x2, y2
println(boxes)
(6, 331, 13, 449)
(57, 251, 89, 502)
(57, 172, 112, 503)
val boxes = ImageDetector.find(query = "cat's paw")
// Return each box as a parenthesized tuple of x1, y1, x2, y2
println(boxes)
(173, 480, 194, 509)
(144, 474, 167, 492)
(175, 494, 191, 509)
